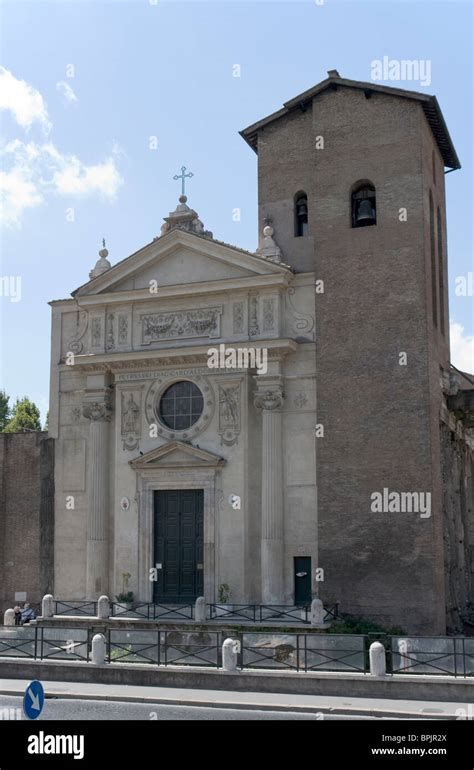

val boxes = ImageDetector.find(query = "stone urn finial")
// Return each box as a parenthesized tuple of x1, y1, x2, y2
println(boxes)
(89, 239, 112, 280)
(257, 224, 282, 263)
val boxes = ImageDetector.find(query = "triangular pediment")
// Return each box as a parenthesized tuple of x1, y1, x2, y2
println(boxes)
(129, 440, 226, 470)
(73, 228, 291, 297)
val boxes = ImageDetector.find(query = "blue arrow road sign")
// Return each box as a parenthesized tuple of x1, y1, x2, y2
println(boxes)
(23, 680, 44, 720)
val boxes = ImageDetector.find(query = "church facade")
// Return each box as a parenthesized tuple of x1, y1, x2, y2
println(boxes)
(50, 199, 317, 611)
(48, 72, 474, 634)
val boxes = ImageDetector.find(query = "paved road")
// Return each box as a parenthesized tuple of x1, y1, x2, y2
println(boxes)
(0, 694, 398, 720)
(0, 679, 461, 719)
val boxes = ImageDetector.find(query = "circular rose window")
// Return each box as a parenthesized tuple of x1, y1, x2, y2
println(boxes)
(158, 380, 204, 431)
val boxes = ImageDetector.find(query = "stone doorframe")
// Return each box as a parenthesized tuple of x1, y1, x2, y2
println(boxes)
(135, 466, 223, 603)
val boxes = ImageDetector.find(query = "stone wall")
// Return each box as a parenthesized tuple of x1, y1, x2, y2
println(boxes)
(0, 432, 54, 613)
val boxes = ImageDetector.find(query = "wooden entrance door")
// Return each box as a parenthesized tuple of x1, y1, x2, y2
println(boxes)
(153, 490, 203, 603)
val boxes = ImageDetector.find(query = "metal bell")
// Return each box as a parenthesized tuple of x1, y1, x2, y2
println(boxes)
(356, 198, 375, 223)
(297, 201, 308, 218)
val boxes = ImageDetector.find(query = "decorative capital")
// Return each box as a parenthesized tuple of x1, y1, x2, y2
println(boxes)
(254, 387, 285, 412)
(82, 397, 112, 422)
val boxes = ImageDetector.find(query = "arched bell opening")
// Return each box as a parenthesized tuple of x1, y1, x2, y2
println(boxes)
(351, 181, 376, 228)
(294, 191, 309, 237)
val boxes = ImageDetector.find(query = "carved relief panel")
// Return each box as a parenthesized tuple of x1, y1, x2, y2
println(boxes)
(121, 389, 142, 451)
(105, 307, 132, 352)
(232, 301, 245, 334)
(248, 292, 280, 339)
(140, 307, 223, 345)
(218, 381, 242, 446)
(90, 312, 105, 353)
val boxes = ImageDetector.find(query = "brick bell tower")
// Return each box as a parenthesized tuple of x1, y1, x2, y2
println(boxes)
(241, 70, 460, 633)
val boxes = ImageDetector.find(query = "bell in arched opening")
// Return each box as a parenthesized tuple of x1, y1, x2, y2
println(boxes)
(356, 198, 376, 225)
(295, 193, 309, 236)
(352, 184, 376, 228)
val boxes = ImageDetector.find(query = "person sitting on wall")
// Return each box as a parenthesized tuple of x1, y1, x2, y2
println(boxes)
(20, 603, 36, 624)
(13, 606, 22, 626)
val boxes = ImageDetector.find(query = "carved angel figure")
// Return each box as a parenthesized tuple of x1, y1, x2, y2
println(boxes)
(123, 393, 140, 433)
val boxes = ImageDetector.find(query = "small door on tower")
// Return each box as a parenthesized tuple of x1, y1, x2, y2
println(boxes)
(294, 556, 312, 605)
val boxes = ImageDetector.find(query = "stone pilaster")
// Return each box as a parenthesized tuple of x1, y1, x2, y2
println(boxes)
(254, 377, 285, 604)
(82, 393, 112, 598)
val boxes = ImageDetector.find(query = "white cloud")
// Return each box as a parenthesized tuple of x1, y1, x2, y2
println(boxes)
(0, 69, 124, 227)
(450, 322, 474, 374)
(0, 165, 43, 226)
(0, 66, 50, 130)
(52, 154, 122, 199)
(56, 80, 78, 105)
(0, 139, 123, 226)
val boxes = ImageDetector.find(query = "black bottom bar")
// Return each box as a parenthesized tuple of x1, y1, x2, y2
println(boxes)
(0, 718, 472, 767)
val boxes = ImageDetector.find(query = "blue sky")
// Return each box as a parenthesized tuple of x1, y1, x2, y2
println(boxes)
(0, 0, 472, 421)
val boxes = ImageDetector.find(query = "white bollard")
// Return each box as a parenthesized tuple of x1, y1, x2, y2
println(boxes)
(42, 594, 54, 618)
(194, 596, 206, 623)
(222, 638, 240, 672)
(97, 595, 110, 620)
(369, 641, 387, 676)
(91, 633, 106, 665)
(3, 609, 15, 626)
(310, 598, 325, 626)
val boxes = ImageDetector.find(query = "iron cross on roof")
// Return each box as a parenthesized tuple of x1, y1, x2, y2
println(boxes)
(173, 165, 194, 196)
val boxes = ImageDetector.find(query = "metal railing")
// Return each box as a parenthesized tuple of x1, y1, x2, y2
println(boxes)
(0, 626, 91, 661)
(54, 600, 98, 617)
(107, 629, 221, 667)
(391, 636, 474, 677)
(240, 632, 368, 673)
(209, 604, 339, 624)
(110, 603, 194, 620)
(0, 625, 473, 676)
(49, 599, 339, 624)
(208, 604, 258, 621)
(107, 630, 160, 665)
(0, 625, 37, 658)
(323, 603, 340, 622)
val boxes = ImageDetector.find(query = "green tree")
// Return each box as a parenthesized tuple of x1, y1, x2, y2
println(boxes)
(43, 410, 49, 431)
(3, 397, 42, 433)
(0, 390, 10, 431)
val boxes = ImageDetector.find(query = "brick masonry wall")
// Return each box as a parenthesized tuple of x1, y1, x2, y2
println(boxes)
(0, 432, 54, 613)
(254, 85, 452, 632)
(442, 423, 474, 633)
